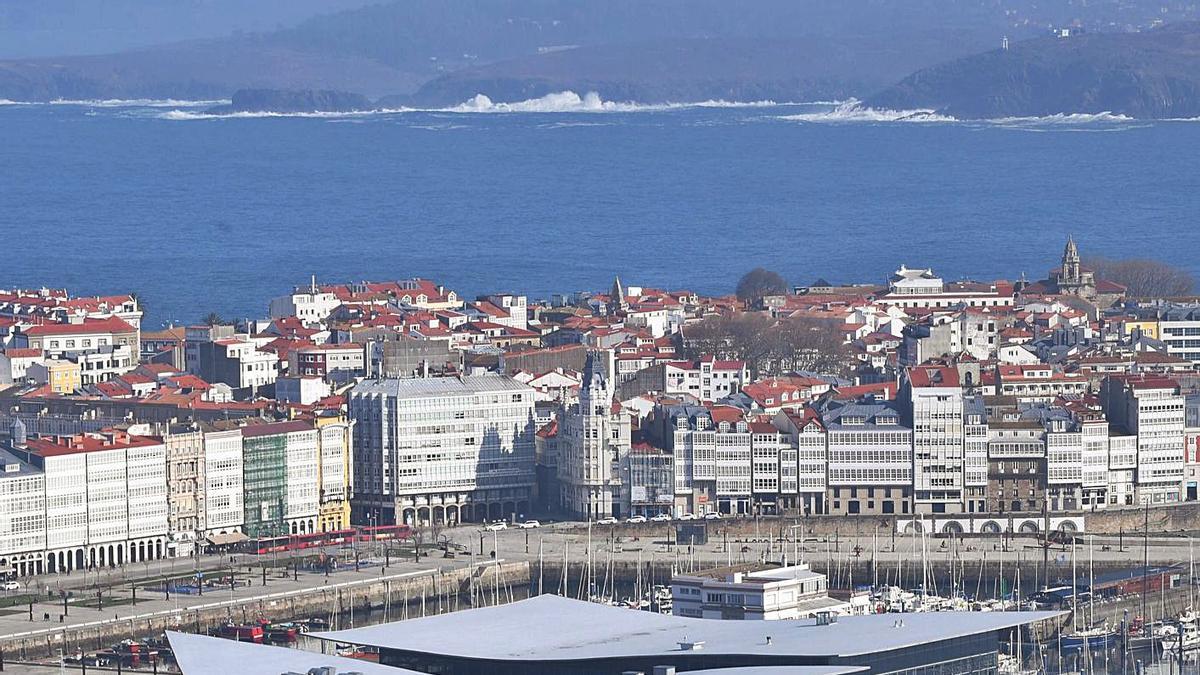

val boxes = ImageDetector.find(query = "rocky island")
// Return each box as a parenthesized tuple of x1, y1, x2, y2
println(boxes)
(207, 88, 375, 114)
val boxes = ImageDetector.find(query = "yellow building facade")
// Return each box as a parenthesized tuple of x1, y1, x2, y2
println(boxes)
(314, 412, 353, 532)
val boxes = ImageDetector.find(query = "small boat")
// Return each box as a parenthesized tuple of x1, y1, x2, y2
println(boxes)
(264, 622, 302, 643)
(214, 623, 265, 643)
(1162, 628, 1200, 660)
(1060, 626, 1122, 650)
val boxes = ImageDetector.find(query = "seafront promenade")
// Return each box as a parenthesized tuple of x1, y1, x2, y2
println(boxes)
(5, 510, 1200, 666)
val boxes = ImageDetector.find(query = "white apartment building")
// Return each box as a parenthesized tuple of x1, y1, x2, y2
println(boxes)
(1103, 375, 1186, 504)
(878, 266, 1013, 310)
(903, 366, 966, 513)
(482, 294, 528, 330)
(349, 373, 537, 526)
(771, 411, 827, 516)
(996, 365, 1089, 404)
(662, 357, 749, 403)
(284, 425, 321, 532)
(65, 344, 136, 385)
(819, 399, 913, 516)
(202, 428, 244, 536)
(964, 397, 989, 512)
(22, 430, 167, 573)
(1158, 306, 1200, 364)
(316, 415, 353, 532)
(0, 422, 46, 577)
(671, 564, 846, 620)
(0, 348, 42, 384)
(269, 283, 341, 323)
(1108, 433, 1138, 507)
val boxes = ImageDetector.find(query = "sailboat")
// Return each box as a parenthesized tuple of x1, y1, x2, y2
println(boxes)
(1059, 535, 1121, 651)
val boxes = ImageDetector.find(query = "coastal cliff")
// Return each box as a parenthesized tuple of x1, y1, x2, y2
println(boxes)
(867, 22, 1200, 119)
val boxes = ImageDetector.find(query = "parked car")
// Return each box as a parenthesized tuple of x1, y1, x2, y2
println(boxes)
(2, 581, 20, 591)
(626, 515, 647, 524)
(704, 512, 722, 520)
(677, 513, 698, 521)
(517, 520, 541, 529)
(484, 522, 507, 532)
(595, 517, 619, 525)
(649, 513, 672, 522)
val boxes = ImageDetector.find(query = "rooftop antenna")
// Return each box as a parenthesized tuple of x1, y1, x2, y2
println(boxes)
(311, 274, 317, 294)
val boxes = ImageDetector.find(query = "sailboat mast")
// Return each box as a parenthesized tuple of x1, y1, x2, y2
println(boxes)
(1072, 538, 1078, 633)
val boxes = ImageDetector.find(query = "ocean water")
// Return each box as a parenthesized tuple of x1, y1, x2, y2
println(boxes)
(2, 95, 1199, 328)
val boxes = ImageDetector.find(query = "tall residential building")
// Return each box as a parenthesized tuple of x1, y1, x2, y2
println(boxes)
(240, 421, 319, 537)
(201, 427, 244, 537)
(315, 412, 353, 532)
(819, 398, 913, 516)
(0, 420, 46, 577)
(770, 410, 827, 516)
(558, 351, 630, 519)
(1103, 375, 1186, 504)
(963, 396, 989, 512)
(349, 374, 537, 526)
(163, 424, 206, 556)
(20, 429, 167, 572)
(902, 365, 966, 513)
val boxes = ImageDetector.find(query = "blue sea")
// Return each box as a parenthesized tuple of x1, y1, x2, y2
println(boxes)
(2, 95, 1198, 328)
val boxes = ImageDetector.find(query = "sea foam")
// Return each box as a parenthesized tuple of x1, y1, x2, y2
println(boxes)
(779, 99, 957, 123)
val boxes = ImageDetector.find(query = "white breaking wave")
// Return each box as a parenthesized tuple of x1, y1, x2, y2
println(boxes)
(779, 101, 1191, 127)
(780, 99, 958, 123)
(153, 90, 803, 120)
(157, 107, 413, 121)
(49, 98, 229, 107)
(988, 111, 1135, 125)
(442, 90, 798, 113)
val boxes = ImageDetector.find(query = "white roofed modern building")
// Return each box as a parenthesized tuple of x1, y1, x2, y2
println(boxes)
(315, 594, 1062, 675)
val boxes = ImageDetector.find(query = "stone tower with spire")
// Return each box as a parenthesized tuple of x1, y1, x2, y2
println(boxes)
(608, 275, 629, 315)
(1049, 235, 1096, 298)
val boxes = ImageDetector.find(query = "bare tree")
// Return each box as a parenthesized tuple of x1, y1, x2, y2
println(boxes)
(683, 313, 848, 378)
(735, 268, 789, 306)
(1086, 257, 1196, 298)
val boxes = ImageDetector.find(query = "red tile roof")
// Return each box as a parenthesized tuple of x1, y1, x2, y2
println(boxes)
(907, 365, 961, 388)
(24, 431, 161, 457)
(23, 316, 134, 337)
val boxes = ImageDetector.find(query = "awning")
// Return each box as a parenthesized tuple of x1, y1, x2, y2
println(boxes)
(204, 532, 249, 546)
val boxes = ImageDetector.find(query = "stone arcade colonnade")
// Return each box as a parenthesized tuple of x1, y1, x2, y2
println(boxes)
(25, 536, 171, 575)
(397, 498, 533, 527)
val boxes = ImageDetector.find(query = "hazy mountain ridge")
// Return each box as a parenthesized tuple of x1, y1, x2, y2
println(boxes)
(867, 22, 1200, 119)
(2, 1, 1200, 105)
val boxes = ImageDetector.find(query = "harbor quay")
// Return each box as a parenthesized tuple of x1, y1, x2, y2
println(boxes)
(0, 552, 529, 662)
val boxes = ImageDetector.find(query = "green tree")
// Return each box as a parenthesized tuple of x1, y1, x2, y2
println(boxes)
(735, 268, 789, 306)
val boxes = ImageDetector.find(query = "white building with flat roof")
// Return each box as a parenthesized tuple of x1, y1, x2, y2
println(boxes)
(349, 373, 537, 526)
(0, 425, 46, 577)
(672, 563, 847, 620)
(202, 427, 244, 536)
